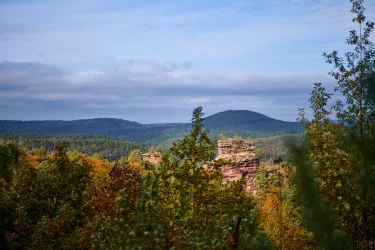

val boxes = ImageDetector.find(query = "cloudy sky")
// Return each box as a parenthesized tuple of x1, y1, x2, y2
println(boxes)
(0, 0, 374, 123)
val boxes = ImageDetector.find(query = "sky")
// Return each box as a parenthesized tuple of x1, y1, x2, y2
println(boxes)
(0, 0, 374, 123)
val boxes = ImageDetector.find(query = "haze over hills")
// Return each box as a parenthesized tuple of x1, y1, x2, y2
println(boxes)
(0, 110, 302, 145)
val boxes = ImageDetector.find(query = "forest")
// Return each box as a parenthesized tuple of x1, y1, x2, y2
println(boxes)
(1, 0, 375, 249)
(0, 132, 299, 163)
(0, 133, 148, 162)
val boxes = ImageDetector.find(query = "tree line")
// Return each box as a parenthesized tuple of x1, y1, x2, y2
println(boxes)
(0, 133, 148, 162)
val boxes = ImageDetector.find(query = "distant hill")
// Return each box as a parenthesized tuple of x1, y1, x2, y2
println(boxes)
(0, 110, 302, 145)
(204, 110, 301, 132)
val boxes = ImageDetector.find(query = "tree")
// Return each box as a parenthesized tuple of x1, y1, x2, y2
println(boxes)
(8, 141, 92, 249)
(0, 143, 22, 249)
(288, 1, 375, 247)
(101, 107, 258, 249)
(0, 143, 21, 183)
(323, 0, 375, 137)
(171, 106, 216, 166)
(127, 149, 142, 168)
(286, 136, 350, 249)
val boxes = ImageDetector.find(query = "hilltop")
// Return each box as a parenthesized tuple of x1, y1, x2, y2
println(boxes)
(0, 110, 302, 145)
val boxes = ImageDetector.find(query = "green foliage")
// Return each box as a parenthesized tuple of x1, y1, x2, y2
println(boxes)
(219, 133, 228, 140)
(127, 149, 142, 163)
(171, 107, 216, 165)
(98, 107, 259, 249)
(0, 107, 264, 249)
(0, 133, 147, 161)
(245, 136, 254, 143)
(286, 136, 350, 249)
(32, 146, 46, 158)
(254, 163, 269, 200)
(286, 3, 375, 246)
(147, 145, 158, 153)
(0, 143, 22, 249)
(253, 160, 317, 249)
(233, 135, 243, 143)
(287, 71, 375, 249)
(323, 0, 375, 136)
(254, 134, 302, 162)
(0, 141, 94, 249)
(0, 143, 21, 182)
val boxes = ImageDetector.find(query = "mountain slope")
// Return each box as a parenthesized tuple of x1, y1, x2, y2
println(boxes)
(0, 118, 143, 134)
(204, 110, 301, 132)
(0, 110, 302, 144)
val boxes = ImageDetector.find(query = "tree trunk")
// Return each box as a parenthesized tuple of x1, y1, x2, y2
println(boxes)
(232, 215, 242, 249)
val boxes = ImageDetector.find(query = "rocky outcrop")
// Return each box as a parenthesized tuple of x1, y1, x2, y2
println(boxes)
(264, 155, 282, 172)
(142, 152, 162, 165)
(216, 139, 260, 190)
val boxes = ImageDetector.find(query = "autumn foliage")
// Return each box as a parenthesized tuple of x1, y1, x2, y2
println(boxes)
(0, 107, 261, 249)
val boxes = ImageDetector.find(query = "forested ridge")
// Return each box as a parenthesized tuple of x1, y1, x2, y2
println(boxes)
(1, 0, 375, 249)
(0, 110, 302, 145)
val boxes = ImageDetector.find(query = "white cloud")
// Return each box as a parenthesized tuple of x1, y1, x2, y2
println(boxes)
(0, 60, 335, 122)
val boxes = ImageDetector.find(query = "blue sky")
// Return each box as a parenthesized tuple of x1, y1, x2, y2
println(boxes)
(0, 0, 374, 123)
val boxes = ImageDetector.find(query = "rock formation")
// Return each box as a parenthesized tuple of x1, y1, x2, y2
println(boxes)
(142, 152, 162, 165)
(216, 139, 260, 190)
(264, 156, 282, 172)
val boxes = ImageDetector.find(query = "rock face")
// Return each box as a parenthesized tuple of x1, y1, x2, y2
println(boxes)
(216, 139, 260, 190)
(142, 152, 162, 165)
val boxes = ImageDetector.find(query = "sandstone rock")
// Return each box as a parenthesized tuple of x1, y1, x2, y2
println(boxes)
(216, 139, 260, 190)
(142, 152, 162, 165)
